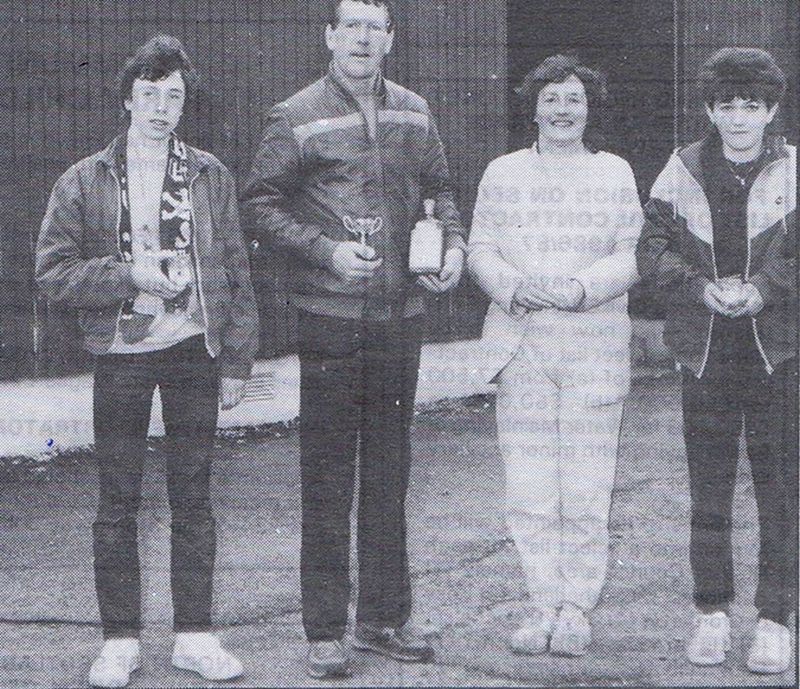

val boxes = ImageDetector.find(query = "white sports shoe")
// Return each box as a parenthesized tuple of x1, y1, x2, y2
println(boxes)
(686, 611, 731, 666)
(549, 606, 592, 657)
(88, 639, 141, 688)
(747, 619, 792, 675)
(509, 608, 557, 655)
(172, 632, 244, 681)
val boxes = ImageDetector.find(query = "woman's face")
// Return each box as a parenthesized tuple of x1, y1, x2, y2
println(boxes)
(535, 74, 589, 146)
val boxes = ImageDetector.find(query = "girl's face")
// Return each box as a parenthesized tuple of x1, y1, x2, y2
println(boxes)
(535, 74, 589, 146)
(705, 97, 777, 155)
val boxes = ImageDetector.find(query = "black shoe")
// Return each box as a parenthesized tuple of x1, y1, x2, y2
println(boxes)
(307, 641, 352, 679)
(352, 624, 435, 663)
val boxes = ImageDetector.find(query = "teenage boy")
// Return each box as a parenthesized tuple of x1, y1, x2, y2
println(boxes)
(637, 47, 797, 674)
(36, 35, 259, 688)
(243, 0, 466, 679)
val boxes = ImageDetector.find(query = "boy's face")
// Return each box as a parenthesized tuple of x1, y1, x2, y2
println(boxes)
(705, 97, 778, 153)
(125, 70, 186, 142)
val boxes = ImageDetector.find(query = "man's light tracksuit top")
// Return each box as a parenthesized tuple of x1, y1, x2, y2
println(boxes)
(242, 68, 466, 320)
(637, 135, 797, 377)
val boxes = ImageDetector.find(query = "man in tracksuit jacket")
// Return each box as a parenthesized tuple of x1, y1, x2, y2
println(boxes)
(243, 0, 466, 679)
(36, 36, 259, 688)
(637, 48, 797, 675)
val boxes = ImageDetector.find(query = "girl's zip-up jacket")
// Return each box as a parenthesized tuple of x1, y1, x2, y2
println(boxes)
(637, 134, 797, 377)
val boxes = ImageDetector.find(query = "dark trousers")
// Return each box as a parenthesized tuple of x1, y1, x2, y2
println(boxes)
(298, 311, 423, 642)
(92, 335, 219, 639)
(683, 351, 798, 625)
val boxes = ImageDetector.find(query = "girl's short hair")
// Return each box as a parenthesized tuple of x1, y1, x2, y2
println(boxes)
(516, 54, 608, 150)
(699, 47, 786, 107)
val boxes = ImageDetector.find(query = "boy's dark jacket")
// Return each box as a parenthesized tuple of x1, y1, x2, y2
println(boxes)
(637, 134, 797, 377)
(35, 136, 260, 380)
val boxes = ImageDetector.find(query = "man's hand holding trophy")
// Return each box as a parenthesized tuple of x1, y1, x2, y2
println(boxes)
(332, 216, 384, 282)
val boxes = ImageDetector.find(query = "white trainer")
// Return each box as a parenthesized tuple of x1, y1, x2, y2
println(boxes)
(172, 632, 244, 681)
(549, 606, 592, 657)
(686, 611, 731, 666)
(747, 619, 792, 675)
(509, 608, 557, 655)
(88, 639, 141, 688)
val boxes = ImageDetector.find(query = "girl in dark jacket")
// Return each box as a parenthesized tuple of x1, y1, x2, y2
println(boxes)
(637, 47, 797, 676)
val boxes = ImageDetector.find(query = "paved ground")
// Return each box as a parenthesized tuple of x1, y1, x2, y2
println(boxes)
(0, 372, 796, 688)
(0, 321, 671, 458)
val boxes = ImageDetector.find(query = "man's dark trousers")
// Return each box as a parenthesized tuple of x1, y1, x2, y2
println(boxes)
(683, 343, 799, 625)
(298, 310, 423, 642)
(92, 335, 219, 639)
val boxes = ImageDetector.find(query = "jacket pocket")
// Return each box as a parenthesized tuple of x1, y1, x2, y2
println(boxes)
(78, 305, 118, 338)
(663, 303, 711, 361)
(208, 266, 233, 319)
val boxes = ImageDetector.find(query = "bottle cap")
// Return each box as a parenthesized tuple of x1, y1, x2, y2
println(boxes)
(423, 199, 435, 218)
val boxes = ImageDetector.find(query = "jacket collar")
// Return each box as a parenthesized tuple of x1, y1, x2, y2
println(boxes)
(680, 131, 790, 190)
(325, 62, 388, 108)
(96, 132, 209, 178)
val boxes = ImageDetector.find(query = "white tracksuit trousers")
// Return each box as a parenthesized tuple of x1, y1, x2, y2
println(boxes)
(496, 333, 625, 613)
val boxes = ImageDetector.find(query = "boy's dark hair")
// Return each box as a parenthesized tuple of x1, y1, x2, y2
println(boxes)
(516, 54, 608, 151)
(117, 35, 198, 113)
(699, 47, 786, 107)
(328, 0, 394, 31)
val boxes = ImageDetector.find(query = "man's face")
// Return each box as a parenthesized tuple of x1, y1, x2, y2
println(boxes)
(125, 70, 186, 142)
(535, 74, 589, 146)
(326, 0, 393, 81)
(706, 97, 778, 153)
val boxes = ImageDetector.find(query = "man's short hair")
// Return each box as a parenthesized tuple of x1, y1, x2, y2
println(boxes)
(328, 0, 394, 31)
(699, 47, 786, 107)
(117, 35, 198, 111)
(516, 54, 609, 149)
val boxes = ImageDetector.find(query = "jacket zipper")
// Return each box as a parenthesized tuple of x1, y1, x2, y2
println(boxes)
(187, 170, 214, 358)
(744, 160, 779, 375)
(374, 105, 389, 310)
(356, 95, 386, 314)
(757, 157, 794, 373)
(696, 227, 719, 379)
(107, 167, 126, 345)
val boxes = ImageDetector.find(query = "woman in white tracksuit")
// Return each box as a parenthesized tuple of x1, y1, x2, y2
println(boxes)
(468, 55, 643, 657)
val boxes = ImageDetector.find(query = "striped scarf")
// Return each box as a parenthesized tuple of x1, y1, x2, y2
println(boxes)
(116, 134, 194, 344)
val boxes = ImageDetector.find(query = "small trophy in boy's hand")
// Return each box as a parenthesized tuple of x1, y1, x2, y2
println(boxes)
(166, 250, 194, 292)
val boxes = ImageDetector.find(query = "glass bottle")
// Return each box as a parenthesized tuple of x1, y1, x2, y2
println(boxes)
(409, 199, 444, 274)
